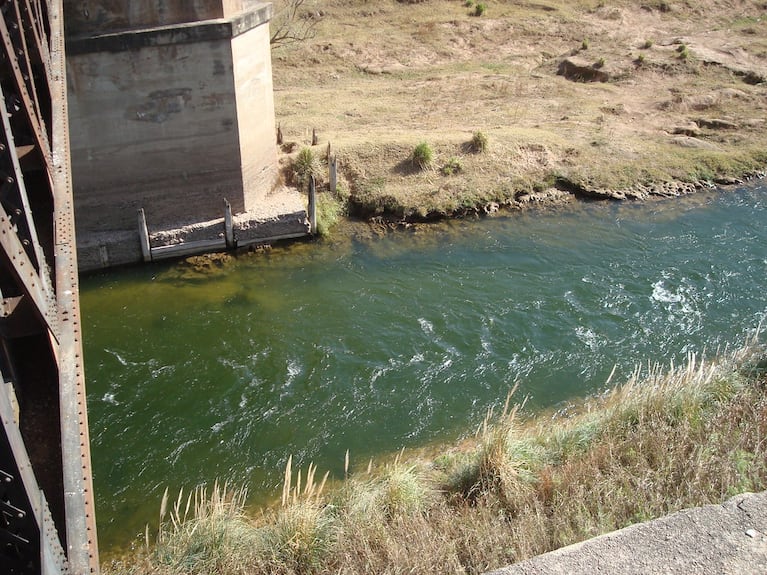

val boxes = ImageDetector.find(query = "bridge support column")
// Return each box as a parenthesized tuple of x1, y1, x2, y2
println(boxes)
(64, 1, 278, 270)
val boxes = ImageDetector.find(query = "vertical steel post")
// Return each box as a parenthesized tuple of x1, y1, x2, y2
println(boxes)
(138, 208, 152, 262)
(224, 199, 235, 249)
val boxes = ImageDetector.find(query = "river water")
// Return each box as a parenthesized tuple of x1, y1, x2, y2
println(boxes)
(81, 184, 767, 550)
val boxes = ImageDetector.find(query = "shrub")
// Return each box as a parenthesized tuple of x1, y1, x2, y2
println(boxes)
(594, 57, 605, 69)
(381, 464, 428, 518)
(642, 39, 654, 49)
(441, 157, 463, 176)
(152, 484, 262, 573)
(677, 43, 689, 59)
(581, 38, 590, 50)
(265, 502, 336, 572)
(473, 3, 486, 16)
(464, 0, 474, 6)
(470, 131, 488, 153)
(411, 142, 434, 170)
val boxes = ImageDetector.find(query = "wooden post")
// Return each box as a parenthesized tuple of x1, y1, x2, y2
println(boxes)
(329, 155, 337, 193)
(137, 208, 151, 262)
(326, 141, 332, 161)
(309, 176, 318, 234)
(224, 199, 235, 249)
(312, 128, 318, 146)
(276, 123, 283, 145)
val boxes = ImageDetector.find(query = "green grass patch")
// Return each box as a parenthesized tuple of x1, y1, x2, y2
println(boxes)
(316, 191, 345, 237)
(441, 157, 463, 176)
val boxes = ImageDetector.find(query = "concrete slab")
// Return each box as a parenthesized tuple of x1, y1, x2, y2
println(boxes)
(487, 492, 767, 575)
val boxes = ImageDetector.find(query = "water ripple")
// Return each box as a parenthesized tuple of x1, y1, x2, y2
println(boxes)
(82, 185, 767, 550)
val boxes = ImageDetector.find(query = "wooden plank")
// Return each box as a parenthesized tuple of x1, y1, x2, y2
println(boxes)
(309, 176, 317, 234)
(236, 231, 310, 248)
(150, 238, 227, 260)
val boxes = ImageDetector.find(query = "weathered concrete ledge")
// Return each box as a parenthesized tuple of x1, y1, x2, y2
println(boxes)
(66, 3, 272, 54)
(77, 198, 309, 272)
(487, 491, 767, 575)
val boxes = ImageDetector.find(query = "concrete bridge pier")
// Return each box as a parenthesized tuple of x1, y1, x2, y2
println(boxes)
(64, 1, 308, 271)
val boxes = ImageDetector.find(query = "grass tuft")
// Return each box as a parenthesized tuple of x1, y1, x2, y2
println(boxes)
(470, 131, 489, 153)
(411, 141, 434, 170)
(381, 453, 430, 518)
(441, 157, 463, 176)
(151, 482, 261, 575)
(292, 147, 325, 191)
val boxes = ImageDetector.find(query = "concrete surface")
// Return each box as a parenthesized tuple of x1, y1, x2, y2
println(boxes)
(63, 0, 246, 35)
(488, 491, 767, 575)
(65, 1, 285, 269)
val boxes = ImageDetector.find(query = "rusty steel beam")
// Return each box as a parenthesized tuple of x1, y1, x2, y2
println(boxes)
(11, 1, 45, 137)
(1, 373, 69, 574)
(0, 209, 58, 339)
(50, 0, 100, 571)
(0, 85, 55, 298)
(0, 0, 100, 573)
(19, 0, 53, 85)
(0, 5, 54, 178)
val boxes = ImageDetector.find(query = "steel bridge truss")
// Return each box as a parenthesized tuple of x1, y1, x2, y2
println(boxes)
(0, 1, 98, 573)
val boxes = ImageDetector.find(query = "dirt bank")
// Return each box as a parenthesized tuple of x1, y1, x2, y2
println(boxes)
(271, 0, 767, 221)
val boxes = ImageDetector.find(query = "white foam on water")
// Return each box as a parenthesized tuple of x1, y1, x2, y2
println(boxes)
(651, 280, 683, 304)
(418, 317, 434, 334)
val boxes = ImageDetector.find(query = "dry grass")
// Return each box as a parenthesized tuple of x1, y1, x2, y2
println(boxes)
(105, 342, 767, 575)
(273, 0, 767, 219)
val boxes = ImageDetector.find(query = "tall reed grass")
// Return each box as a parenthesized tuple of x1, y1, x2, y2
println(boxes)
(105, 343, 767, 575)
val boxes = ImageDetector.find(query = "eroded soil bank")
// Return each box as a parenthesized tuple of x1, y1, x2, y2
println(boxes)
(271, 0, 767, 221)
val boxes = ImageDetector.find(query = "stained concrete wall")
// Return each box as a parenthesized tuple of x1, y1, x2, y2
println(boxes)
(65, 2, 279, 268)
(64, 1, 245, 35)
(232, 20, 276, 210)
(67, 38, 243, 233)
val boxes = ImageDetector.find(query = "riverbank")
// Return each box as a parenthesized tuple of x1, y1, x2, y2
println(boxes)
(272, 0, 767, 222)
(103, 343, 767, 574)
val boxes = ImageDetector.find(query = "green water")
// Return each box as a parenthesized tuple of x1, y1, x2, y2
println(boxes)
(81, 185, 767, 550)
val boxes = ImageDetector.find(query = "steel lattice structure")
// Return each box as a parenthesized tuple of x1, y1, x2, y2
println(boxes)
(0, 1, 99, 573)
